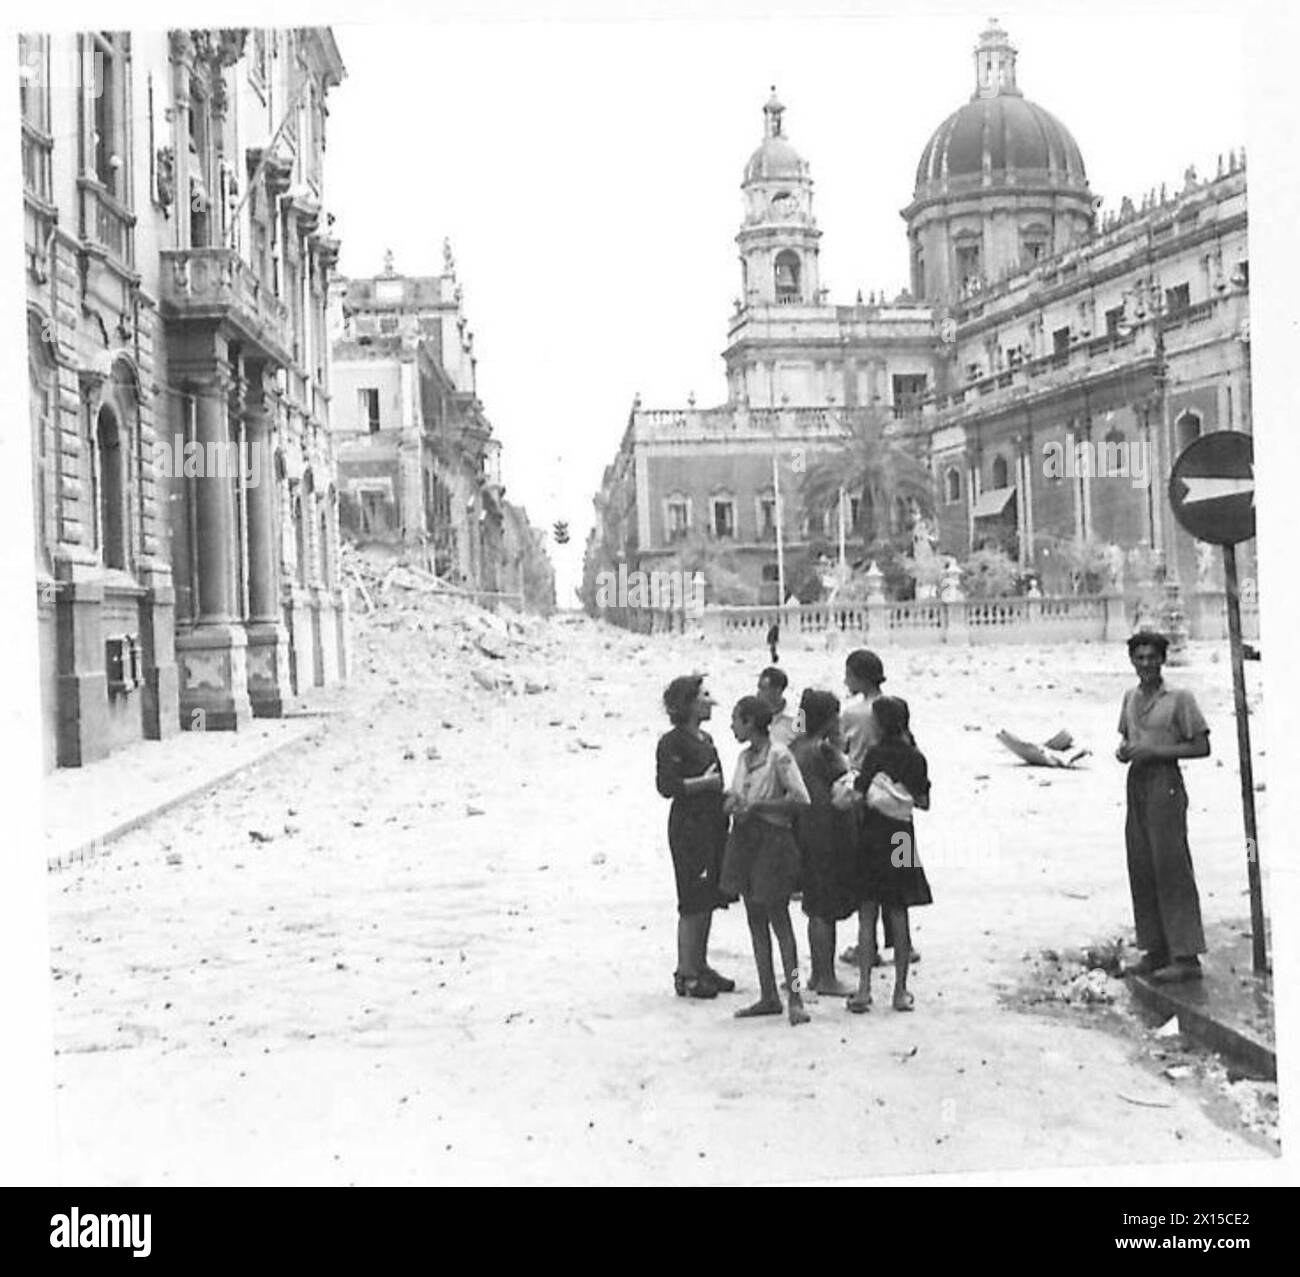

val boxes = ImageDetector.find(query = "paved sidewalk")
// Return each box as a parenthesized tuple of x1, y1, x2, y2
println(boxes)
(1129, 920, 1275, 1079)
(43, 714, 331, 870)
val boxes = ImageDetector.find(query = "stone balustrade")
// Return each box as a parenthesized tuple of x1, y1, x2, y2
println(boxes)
(596, 589, 1260, 648)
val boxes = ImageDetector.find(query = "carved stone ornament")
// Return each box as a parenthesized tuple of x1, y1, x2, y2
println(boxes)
(155, 144, 176, 210)
(189, 28, 247, 67)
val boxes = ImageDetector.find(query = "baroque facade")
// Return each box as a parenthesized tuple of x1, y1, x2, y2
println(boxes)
(589, 20, 1252, 609)
(329, 249, 509, 593)
(24, 27, 349, 770)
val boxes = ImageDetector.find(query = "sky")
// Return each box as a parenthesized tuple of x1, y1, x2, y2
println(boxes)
(321, 4, 1252, 602)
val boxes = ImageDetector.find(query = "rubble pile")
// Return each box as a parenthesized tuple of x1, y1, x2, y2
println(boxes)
(338, 543, 638, 697)
(1019, 940, 1128, 1007)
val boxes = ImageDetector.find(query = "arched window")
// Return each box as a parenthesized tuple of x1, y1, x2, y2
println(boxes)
(292, 491, 307, 585)
(955, 240, 982, 286)
(711, 493, 736, 539)
(991, 453, 1010, 489)
(774, 250, 801, 304)
(96, 405, 127, 569)
(1175, 410, 1202, 454)
(945, 467, 962, 504)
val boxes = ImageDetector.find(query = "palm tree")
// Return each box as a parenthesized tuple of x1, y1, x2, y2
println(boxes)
(799, 406, 934, 546)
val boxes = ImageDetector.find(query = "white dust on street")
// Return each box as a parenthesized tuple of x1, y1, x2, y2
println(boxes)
(47, 595, 1274, 1184)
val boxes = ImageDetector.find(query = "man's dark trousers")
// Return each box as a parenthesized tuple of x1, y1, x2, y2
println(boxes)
(1125, 760, 1206, 960)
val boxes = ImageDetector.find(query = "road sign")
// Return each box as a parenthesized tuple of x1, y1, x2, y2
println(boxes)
(1168, 431, 1255, 546)
(1168, 430, 1265, 973)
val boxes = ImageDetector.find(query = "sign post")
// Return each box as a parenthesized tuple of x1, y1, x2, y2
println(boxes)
(1168, 431, 1265, 974)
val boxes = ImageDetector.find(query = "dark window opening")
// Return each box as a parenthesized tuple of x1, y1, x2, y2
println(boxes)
(991, 454, 1010, 489)
(774, 250, 801, 303)
(1052, 326, 1071, 356)
(360, 387, 380, 433)
(956, 242, 981, 284)
(712, 499, 735, 539)
(96, 408, 126, 570)
(892, 373, 928, 419)
(1165, 282, 1191, 318)
(1175, 411, 1202, 453)
(93, 39, 119, 196)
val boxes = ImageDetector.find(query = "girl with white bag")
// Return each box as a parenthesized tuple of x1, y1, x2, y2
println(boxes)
(847, 696, 932, 1014)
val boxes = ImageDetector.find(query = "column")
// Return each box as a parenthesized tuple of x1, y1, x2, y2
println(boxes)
(1014, 447, 1029, 566)
(1021, 428, 1036, 574)
(1079, 415, 1094, 540)
(243, 361, 292, 716)
(174, 363, 252, 731)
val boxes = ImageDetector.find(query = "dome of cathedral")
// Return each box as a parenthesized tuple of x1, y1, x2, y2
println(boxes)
(912, 21, 1088, 200)
(915, 95, 1087, 196)
(743, 89, 809, 184)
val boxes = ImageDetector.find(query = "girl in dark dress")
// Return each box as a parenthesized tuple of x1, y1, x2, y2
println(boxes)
(849, 696, 932, 1013)
(655, 674, 735, 1000)
(790, 689, 858, 997)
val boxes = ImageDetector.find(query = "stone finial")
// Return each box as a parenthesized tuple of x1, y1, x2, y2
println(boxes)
(864, 560, 886, 603)
(382, 248, 395, 276)
(443, 237, 456, 275)
(940, 560, 964, 603)
(763, 86, 785, 139)
(687, 391, 696, 408)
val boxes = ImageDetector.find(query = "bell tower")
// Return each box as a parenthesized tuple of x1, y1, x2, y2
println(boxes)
(736, 89, 822, 308)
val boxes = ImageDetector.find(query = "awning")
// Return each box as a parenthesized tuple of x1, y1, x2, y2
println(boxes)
(971, 486, 1017, 519)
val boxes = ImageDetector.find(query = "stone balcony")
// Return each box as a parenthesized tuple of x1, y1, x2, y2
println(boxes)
(159, 247, 293, 367)
(930, 328, 1151, 423)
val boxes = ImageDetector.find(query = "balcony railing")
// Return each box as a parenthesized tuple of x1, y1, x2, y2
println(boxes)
(937, 328, 1141, 415)
(78, 179, 135, 270)
(160, 247, 292, 364)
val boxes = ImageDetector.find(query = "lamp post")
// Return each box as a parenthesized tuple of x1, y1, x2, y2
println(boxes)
(1150, 283, 1190, 663)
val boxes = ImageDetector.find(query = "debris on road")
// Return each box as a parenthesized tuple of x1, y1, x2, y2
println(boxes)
(1117, 1091, 1174, 1108)
(996, 728, 1091, 768)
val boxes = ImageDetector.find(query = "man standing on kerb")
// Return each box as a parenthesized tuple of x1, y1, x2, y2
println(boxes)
(1116, 631, 1211, 983)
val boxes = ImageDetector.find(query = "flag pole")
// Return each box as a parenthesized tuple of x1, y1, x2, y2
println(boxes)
(773, 449, 786, 608)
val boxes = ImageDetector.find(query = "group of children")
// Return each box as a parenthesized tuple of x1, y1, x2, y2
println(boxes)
(654, 650, 933, 1027)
